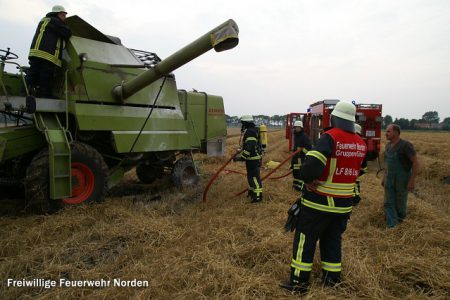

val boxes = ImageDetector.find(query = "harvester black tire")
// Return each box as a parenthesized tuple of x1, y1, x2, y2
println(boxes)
(24, 142, 108, 214)
(171, 157, 199, 188)
(136, 163, 164, 184)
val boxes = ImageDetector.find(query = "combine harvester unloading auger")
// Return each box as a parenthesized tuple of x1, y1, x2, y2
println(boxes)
(202, 148, 301, 202)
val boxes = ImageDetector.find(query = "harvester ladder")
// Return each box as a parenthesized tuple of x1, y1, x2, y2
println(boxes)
(34, 112, 72, 199)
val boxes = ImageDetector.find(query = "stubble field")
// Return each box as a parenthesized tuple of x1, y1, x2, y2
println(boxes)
(0, 129, 449, 299)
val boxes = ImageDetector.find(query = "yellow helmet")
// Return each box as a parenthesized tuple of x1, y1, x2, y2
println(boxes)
(52, 5, 67, 14)
(331, 101, 356, 122)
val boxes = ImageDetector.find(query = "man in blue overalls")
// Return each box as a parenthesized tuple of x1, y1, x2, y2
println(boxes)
(382, 124, 419, 228)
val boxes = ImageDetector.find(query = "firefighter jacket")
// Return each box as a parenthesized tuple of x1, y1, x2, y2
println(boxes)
(292, 131, 312, 169)
(29, 12, 72, 67)
(298, 127, 367, 214)
(240, 126, 262, 161)
(291, 130, 312, 191)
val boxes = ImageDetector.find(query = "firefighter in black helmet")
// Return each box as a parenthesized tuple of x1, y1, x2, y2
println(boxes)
(281, 102, 367, 293)
(234, 115, 263, 203)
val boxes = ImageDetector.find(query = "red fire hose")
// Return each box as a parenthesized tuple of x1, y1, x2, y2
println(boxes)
(202, 150, 241, 202)
(234, 149, 301, 197)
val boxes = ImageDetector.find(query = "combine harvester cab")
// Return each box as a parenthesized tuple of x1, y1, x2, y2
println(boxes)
(0, 16, 239, 212)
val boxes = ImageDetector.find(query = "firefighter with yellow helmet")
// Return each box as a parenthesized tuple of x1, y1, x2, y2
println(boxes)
(291, 120, 312, 191)
(234, 115, 263, 203)
(281, 101, 367, 293)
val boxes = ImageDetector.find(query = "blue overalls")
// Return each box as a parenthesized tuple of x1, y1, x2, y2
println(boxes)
(384, 143, 411, 228)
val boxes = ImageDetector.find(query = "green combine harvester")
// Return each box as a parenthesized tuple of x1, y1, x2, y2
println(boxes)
(0, 16, 239, 213)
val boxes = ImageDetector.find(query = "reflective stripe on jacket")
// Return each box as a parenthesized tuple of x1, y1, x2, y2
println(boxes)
(241, 127, 261, 160)
(314, 128, 366, 198)
(29, 14, 71, 67)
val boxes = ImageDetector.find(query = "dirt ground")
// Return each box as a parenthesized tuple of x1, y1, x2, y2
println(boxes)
(0, 129, 449, 299)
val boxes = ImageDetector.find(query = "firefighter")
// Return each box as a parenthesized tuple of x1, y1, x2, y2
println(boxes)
(291, 120, 312, 191)
(281, 102, 367, 293)
(27, 5, 72, 98)
(352, 124, 368, 206)
(234, 115, 263, 203)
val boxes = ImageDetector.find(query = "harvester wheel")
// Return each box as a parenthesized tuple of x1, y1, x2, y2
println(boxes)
(24, 142, 108, 213)
(136, 163, 164, 184)
(171, 157, 199, 188)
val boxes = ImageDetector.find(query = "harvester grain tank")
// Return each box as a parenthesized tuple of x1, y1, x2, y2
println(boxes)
(0, 16, 239, 212)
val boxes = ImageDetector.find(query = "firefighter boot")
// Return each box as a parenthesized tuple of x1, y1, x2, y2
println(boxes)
(251, 193, 263, 203)
(322, 271, 341, 287)
(279, 281, 309, 294)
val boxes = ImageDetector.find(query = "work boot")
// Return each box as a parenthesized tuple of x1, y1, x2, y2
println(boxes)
(279, 281, 309, 294)
(322, 273, 341, 288)
(251, 195, 263, 203)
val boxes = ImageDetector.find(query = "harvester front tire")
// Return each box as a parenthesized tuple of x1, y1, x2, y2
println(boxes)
(24, 142, 108, 213)
(171, 157, 199, 188)
(63, 142, 108, 205)
(136, 163, 164, 184)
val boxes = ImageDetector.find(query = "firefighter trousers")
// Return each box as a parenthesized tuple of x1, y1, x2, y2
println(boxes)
(245, 160, 262, 201)
(28, 57, 57, 98)
(290, 207, 349, 285)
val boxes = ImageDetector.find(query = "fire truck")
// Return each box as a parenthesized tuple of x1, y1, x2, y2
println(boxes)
(285, 100, 382, 160)
(355, 103, 383, 160)
(285, 112, 309, 150)
(306, 99, 339, 145)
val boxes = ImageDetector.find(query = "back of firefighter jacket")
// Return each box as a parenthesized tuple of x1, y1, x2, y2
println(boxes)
(29, 12, 72, 67)
(298, 128, 367, 214)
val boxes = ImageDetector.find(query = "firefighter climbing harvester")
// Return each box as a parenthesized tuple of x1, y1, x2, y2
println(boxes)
(0, 16, 240, 213)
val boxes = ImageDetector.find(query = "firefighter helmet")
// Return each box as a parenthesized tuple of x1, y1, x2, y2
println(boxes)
(331, 101, 356, 122)
(355, 123, 362, 134)
(52, 5, 67, 13)
(293, 120, 303, 128)
(240, 115, 254, 123)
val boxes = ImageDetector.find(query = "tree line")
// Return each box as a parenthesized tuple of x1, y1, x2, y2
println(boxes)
(227, 111, 450, 131)
(383, 111, 450, 130)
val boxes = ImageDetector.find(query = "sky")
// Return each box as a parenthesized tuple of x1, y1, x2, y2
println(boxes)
(1, 0, 449, 120)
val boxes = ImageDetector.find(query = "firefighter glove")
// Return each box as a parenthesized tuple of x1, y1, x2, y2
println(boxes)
(284, 200, 302, 232)
(233, 154, 244, 162)
(352, 195, 361, 206)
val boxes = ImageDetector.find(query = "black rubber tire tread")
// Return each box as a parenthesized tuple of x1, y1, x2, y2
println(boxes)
(69, 142, 109, 204)
(171, 157, 199, 188)
(24, 142, 108, 214)
(24, 148, 52, 213)
(136, 163, 164, 184)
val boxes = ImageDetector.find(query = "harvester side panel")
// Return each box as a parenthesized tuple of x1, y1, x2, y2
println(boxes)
(112, 130, 192, 153)
(74, 102, 186, 131)
(0, 126, 46, 162)
(178, 91, 226, 156)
